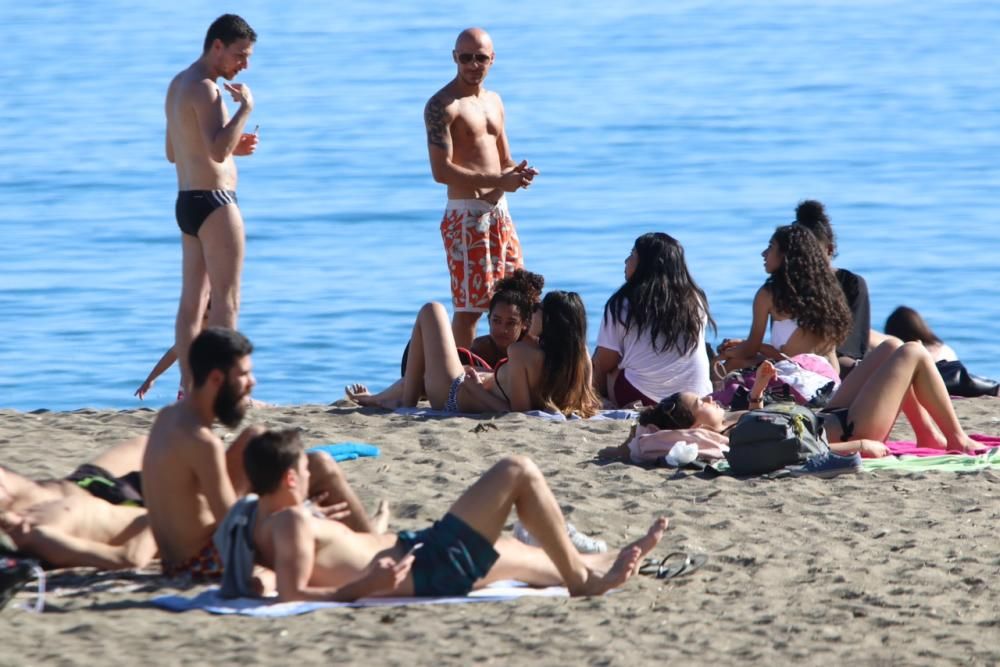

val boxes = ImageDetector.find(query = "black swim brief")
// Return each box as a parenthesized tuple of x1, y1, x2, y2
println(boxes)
(65, 464, 144, 507)
(396, 513, 499, 597)
(820, 407, 855, 442)
(175, 190, 238, 237)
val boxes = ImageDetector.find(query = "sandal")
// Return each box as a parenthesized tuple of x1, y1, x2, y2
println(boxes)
(640, 551, 709, 580)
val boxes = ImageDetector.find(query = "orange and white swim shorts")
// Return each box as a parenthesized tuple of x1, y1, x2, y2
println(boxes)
(440, 196, 524, 313)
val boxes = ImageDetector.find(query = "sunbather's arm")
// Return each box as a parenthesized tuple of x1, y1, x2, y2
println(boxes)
(721, 286, 772, 363)
(272, 510, 412, 603)
(13, 524, 156, 570)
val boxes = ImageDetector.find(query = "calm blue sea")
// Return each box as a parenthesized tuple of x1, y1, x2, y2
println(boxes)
(1, 1, 998, 411)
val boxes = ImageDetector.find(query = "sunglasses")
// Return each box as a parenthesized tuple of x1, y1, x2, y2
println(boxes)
(457, 52, 491, 65)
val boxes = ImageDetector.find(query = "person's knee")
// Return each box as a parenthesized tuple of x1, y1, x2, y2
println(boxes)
(306, 451, 344, 484)
(419, 301, 448, 320)
(495, 454, 541, 483)
(899, 340, 926, 359)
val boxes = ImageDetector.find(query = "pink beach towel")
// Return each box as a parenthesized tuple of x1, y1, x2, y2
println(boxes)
(882, 433, 999, 458)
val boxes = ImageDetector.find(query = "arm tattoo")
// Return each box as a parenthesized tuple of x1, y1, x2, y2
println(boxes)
(424, 97, 449, 150)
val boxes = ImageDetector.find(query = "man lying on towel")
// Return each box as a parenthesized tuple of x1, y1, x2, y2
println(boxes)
(142, 328, 383, 579)
(0, 436, 155, 570)
(215, 428, 667, 601)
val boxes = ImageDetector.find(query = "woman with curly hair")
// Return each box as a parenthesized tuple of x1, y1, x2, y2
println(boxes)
(794, 199, 872, 377)
(718, 224, 852, 375)
(348, 291, 600, 417)
(593, 233, 715, 408)
(470, 269, 545, 368)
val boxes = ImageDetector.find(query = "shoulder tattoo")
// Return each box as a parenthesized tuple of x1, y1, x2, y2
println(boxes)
(424, 97, 449, 150)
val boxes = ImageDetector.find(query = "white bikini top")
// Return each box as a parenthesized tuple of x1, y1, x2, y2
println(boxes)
(770, 318, 799, 350)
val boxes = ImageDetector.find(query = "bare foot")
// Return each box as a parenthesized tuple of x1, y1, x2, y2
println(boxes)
(946, 436, 981, 454)
(345, 384, 401, 409)
(372, 499, 391, 534)
(571, 517, 668, 597)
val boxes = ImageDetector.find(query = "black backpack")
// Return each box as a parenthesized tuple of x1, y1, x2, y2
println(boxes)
(725, 402, 829, 475)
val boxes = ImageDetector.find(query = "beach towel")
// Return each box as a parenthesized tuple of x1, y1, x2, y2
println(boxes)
(884, 434, 998, 458)
(151, 580, 569, 617)
(862, 447, 999, 473)
(307, 442, 381, 461)
(393, 407, 637, 421)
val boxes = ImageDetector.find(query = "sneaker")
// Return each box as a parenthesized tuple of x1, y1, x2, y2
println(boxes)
(512, 521, 608, 554)
(787, 451, 862, 479)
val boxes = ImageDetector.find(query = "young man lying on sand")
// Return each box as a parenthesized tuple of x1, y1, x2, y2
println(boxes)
(216, 428, 667, 601)
(0, 436, 156, 569)
(143, 327, 385, 579)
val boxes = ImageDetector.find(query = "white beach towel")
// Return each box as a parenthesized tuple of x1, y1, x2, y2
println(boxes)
(151, 580, 568, 617)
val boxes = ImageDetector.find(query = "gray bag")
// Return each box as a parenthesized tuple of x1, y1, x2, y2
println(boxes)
(725, 402, 829, 475)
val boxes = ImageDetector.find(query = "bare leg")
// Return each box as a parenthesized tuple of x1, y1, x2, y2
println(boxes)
(200, 205, 244, 333)
(175, 234, 211, 392)
(846, 342, 975, 452)
(345, 381, 404, 409)
(402, 303, 467, 408)
(89, 436, 148, 476)
(306, 451, 374, 533)
(224, 425, 266, 496)
(446, 456, 667, 596)
(451, 311, 481, 350)
(828, 341, 946, 448)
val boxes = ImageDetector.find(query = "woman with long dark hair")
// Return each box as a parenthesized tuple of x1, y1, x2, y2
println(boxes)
(593, 233, 715, 407)
(349, 291, 600, 417)
(719, 224, 852, 375)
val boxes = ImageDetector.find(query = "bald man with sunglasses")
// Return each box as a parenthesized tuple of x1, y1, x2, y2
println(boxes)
(425, 28, 539, 350)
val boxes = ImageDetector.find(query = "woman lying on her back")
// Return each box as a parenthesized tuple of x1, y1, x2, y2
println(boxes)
(608, 338, 979, 473)
(716, 224, 853, 377)
(348, 291, 601, 417)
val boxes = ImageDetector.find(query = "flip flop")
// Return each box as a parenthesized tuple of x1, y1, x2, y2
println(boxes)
(643, 551, 709, 580)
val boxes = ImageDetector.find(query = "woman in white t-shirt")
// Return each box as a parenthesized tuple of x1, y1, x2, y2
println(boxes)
(592, 233, 715, 407)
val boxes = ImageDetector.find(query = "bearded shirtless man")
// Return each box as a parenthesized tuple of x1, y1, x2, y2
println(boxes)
(425, 28, 539, 349)
(217, 429, 667, 601)
(142, 328, 377, 579)
(166, 14, 259, 392)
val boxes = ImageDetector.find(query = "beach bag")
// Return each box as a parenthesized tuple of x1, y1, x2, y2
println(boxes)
(712, 355, 838, 410)
(935, 360, 1000, 398)
(725, 402, 829, 475)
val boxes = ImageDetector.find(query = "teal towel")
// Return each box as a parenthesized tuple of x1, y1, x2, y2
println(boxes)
(308, 443, 380, 462)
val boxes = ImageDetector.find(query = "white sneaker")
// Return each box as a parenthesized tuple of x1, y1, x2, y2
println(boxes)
(512, 521, 608, 554)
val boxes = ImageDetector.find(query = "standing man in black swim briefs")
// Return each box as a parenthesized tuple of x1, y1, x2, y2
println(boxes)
(165, 14, 259, 393)
(425, 27, 539, 349)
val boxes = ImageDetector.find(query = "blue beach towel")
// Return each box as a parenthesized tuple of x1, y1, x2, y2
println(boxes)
(307, 442, 380, 461)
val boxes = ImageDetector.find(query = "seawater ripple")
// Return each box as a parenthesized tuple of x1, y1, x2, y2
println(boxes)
(0, 2, 998, 410)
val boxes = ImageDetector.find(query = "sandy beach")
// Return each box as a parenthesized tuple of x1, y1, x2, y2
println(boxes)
(1, 398, 998, 666)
